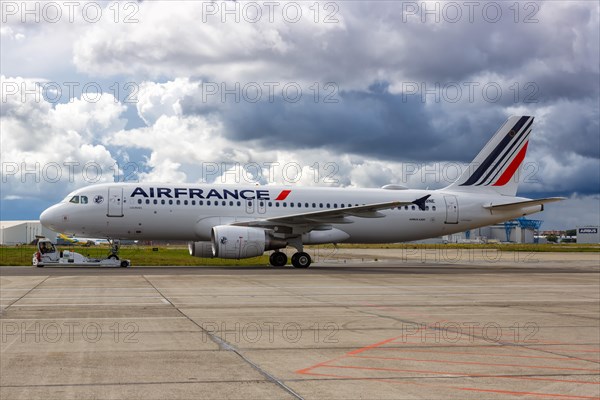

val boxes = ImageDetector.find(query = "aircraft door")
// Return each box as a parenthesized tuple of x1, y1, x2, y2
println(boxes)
(107, 187, 124, 217)
(444, 195, 458, 224)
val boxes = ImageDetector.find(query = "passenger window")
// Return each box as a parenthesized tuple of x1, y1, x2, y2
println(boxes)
(411, 205, 415, 210)
(229, 201, 234, 206)
(169, 200, 173, 205)
(425, 206, 429, 211)
(184, 200, 188, 205)
(326, 203, 330, 208)
(268, 202, 272, 207)
(207, 201, 211, 206)
(276, 203, 280, 207)
(283, 202, 287, 207)
(312, 203, 316, 208)
(200, 201, 204, 206)
(176, 200, 181, 205)
(319, 203, 323, 208)
(192, 200, 196, 205)
(153, 199, 158, 205)
(69, 196, 79, 204)
(146, 199, 150, 205)
(161, 200, 166, 205)
(432, 206, 436, 211)
(222, 201, 226, 206)
(334, 204, 338, 208)
(290, 203, 294, 208)
(138, 199, 142, 204)
(237, 201, 241, 206)
(259, 201, 264, 207)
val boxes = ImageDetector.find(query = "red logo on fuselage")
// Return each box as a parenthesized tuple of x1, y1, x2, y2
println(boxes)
(275, 190, 291, 201)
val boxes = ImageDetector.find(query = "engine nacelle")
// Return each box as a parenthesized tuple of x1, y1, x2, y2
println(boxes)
(188, 241, 214, 258)
(211, 226, 286, 259)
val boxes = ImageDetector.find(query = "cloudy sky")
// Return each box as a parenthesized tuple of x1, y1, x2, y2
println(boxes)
(1, 1, 598, 229)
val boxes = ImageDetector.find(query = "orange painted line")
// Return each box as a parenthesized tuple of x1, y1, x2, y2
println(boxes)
(374, 347, 600, 362)
(318, 364, 600, 385)
(295, 355, 346, 375)
(347, 335, 404, 355)
(350, 354, 600, 372)
(299, 366, 599, 398)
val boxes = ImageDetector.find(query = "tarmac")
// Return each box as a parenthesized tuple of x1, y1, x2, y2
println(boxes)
(1, 250, 599, 399)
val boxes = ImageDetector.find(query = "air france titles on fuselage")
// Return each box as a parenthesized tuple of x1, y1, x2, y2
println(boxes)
(130, 187, 272, 201)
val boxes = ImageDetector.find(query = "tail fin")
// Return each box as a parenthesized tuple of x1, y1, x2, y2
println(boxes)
(445, 115, 534, 196)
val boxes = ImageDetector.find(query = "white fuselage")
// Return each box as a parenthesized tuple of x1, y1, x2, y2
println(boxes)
(40, 183, 541, 243)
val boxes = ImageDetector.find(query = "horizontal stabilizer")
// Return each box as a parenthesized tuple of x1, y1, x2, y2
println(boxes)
(484, 197, 565, 212)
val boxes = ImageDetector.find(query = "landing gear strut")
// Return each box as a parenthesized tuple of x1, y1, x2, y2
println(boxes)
(269, 251, 288, 267)
(107, 239, 121, 260)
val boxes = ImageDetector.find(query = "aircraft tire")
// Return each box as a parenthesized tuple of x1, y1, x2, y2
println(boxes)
(108, 254, 119, 260)
(120, 260, 129, 268)
(269, 251, 287, 267)
(291, 252, 311, 268)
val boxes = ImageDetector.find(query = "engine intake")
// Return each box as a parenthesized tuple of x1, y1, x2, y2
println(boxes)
(211, 226, 286, 259)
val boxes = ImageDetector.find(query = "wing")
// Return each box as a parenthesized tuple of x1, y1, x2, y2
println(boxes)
(233, 195, 431, 231)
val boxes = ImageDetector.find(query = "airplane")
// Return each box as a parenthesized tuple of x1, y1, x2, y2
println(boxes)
(57, 233, 110, 246)
(40, 116, 564, 268)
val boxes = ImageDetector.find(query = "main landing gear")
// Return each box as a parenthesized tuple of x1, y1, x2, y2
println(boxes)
(269, 250, 312, 268)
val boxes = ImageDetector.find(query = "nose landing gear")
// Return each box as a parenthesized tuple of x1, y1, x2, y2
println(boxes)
(107, 239, 121, 260)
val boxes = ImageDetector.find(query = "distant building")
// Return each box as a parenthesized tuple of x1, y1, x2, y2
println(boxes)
(0, 221, 57, 245)
(577, 226, 600, 244)
(405, 218, 545, 244)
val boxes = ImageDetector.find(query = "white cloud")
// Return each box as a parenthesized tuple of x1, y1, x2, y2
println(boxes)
(1, 76, 126, 199)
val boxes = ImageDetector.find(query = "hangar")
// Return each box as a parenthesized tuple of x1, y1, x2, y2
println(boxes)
(577, 226, 600, 244)
(0, 221, 57, 245)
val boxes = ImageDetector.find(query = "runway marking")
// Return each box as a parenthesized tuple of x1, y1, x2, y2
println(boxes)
(297, 315, 600, 398)
(299, 368, 600, 399)
(349, 355, 600, 372)
(375, 348, 600, 362)
(319, 364, 600, 385)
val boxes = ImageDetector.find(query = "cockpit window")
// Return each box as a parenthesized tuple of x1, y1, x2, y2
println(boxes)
(80, 196, 88, 204)
(69, 196, 79, 204)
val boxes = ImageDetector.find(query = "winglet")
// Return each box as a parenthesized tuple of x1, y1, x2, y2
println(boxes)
(412, 195, 431, 211)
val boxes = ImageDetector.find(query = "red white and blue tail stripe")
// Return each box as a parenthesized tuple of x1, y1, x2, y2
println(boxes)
(448, 116, 533, 196)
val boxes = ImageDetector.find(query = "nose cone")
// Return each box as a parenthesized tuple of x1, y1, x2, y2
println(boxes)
(40, 205, 61, 231)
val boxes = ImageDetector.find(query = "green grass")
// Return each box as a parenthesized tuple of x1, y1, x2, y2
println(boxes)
(0, 245, 270, 267)
(1, 243, 597, 266)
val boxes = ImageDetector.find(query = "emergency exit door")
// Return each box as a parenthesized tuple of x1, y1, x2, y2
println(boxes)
(444, 195, 458, 224)
(107, 187, 124, 217)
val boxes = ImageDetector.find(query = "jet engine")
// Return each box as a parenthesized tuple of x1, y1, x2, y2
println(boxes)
(211, 226, 286, 259)
(188, 241, 215, 258)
